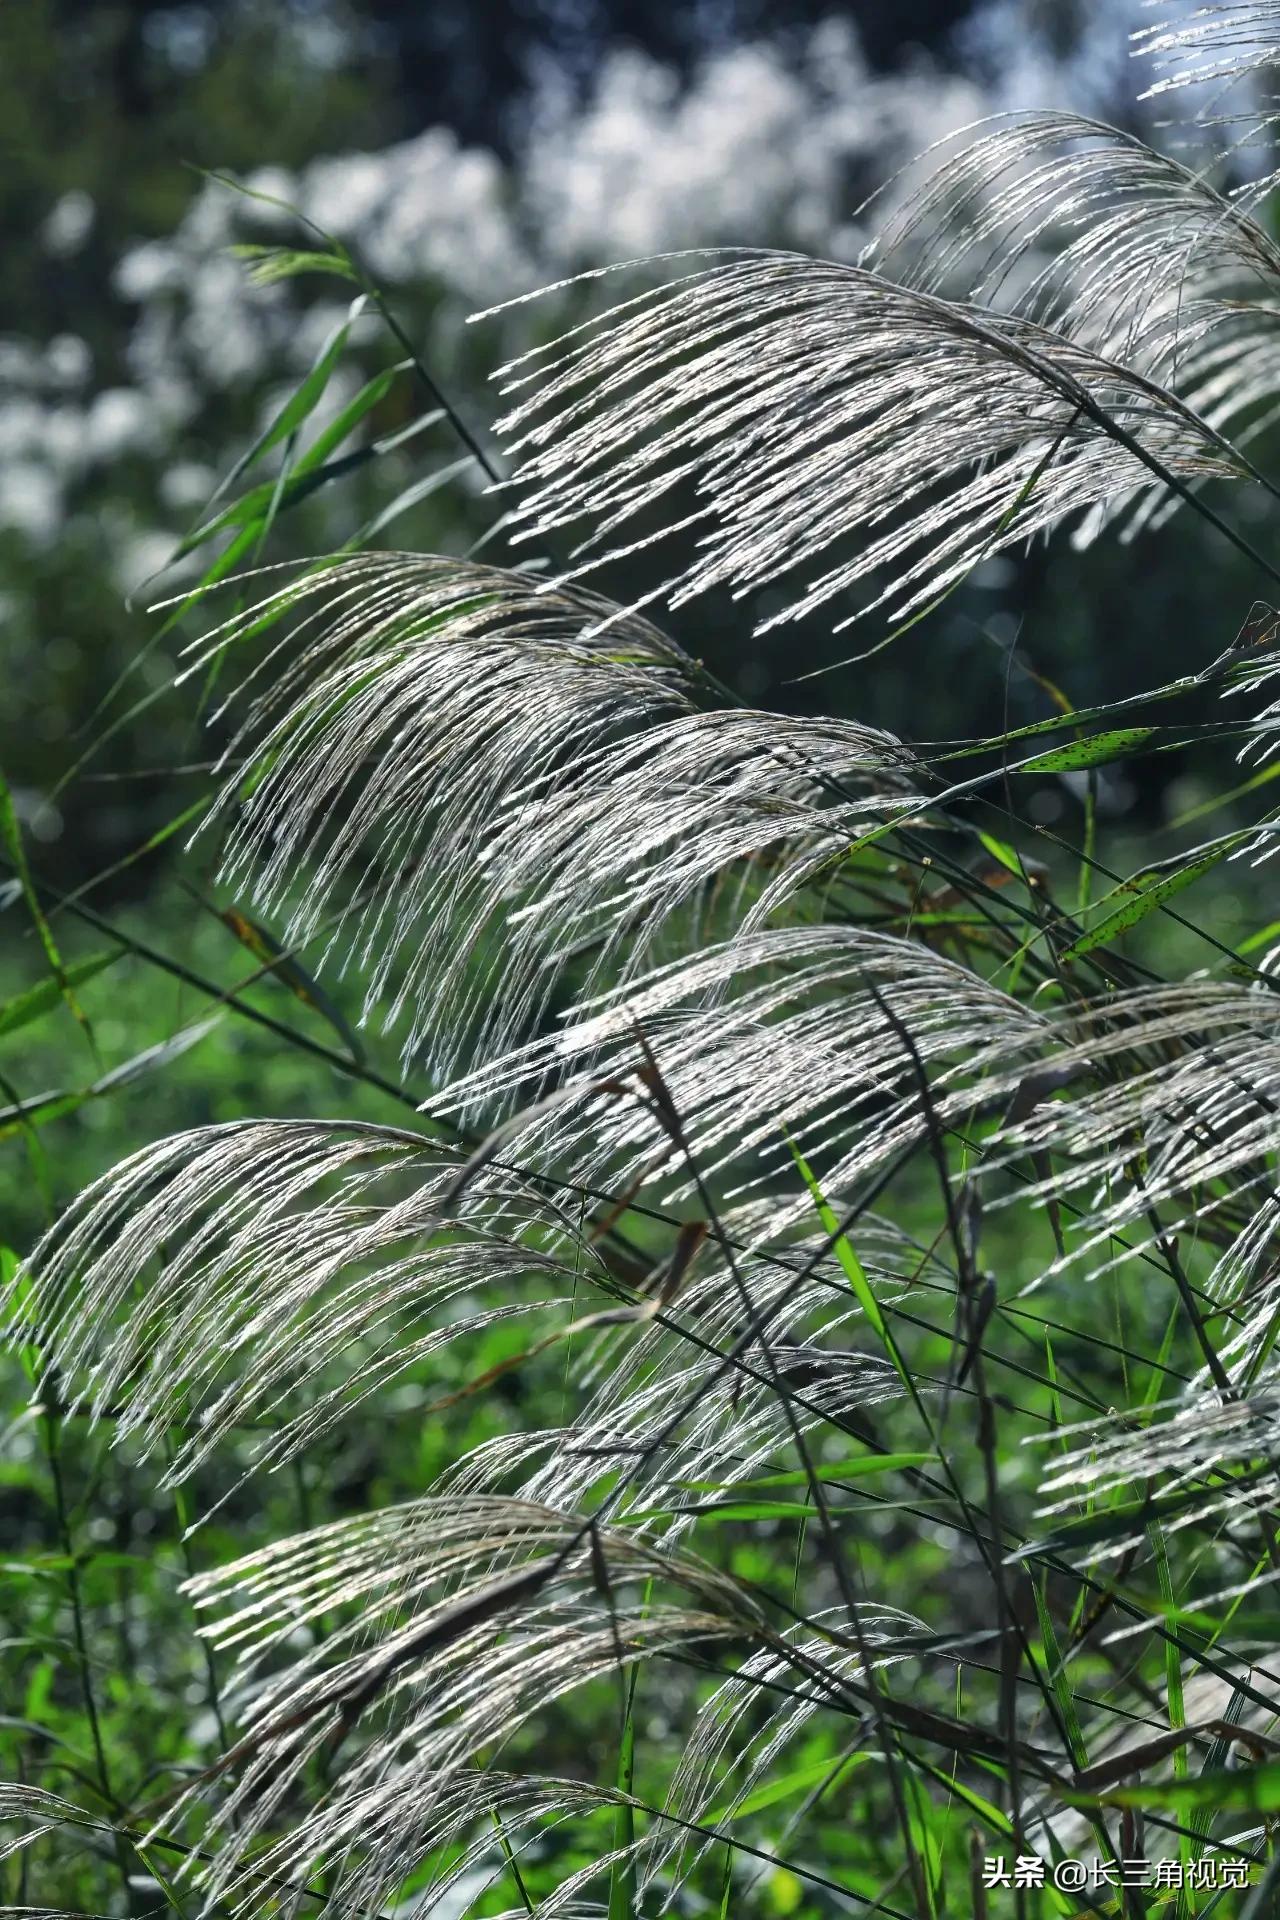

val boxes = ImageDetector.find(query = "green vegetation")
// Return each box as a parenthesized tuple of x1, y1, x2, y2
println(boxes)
(9, 10, 1280, 1918)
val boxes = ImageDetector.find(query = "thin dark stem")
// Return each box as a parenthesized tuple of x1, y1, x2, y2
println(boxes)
(40, 1382, 143, 1910)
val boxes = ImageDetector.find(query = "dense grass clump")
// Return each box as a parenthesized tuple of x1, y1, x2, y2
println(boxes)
(9, 7, 1280, 1914)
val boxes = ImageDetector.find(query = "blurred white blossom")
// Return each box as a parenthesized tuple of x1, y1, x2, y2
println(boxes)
(0, 12, 1228, 579)
(0, 464, 60, 545)
(40, 189, 96, 259)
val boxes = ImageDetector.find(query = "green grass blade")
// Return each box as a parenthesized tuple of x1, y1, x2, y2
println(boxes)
(1061, 831, 1250, 963)
(0, 951, 121, 1041)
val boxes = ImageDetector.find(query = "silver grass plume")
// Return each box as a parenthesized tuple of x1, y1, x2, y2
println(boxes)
(638, 1608, 919, 1903)
(1219, 618, 1280, 858)
(160, 1500, 767, 1915)
(949, 978, 1280, 1501)
(435, 1249, 903, 1534)
(194, 555, 688, 1075)
(2, 1120, 600, 1480)
(426, 925, 1047, 1215)
(3, 1117, 904, 1530)
(0, 1786, 109, 1868)
(193, 554, 919, 1073)
(2, 1099, 919, 1908)
(1136, 3, 1280, 205)
(862, 110, 1280, 492)
(488, 251, 1255, 641)
(1135, 3, 1280, 106)
(1225, 616, 1280, 760)
(984, 976, 1280, 1266)
(1003, 974, 1280, 1581)
(1030, 1382, 1280, 1600)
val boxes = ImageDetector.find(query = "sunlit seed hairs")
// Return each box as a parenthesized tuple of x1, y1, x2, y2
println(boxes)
(15, 33, 1280, 1913)
(490, 252, 1253, 643)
